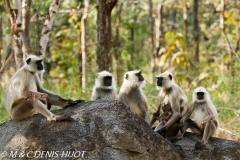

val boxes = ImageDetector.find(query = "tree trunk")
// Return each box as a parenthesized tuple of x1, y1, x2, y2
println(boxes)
(220, 0, 225, 31)
(149, 0, 158, 83)
(183, 0, 188, 45)
(0, 6, 2, 63)
(96, 0, 118, 72)
(81, 0, 89, 91)
(235, 20, 240, 53)
(77, 0, 83, 87)
(234, 0, 240, 52)
(193, 0, 199, 63)
(4, 0, 24, 70)
(38, 0, 61, 80)
(113, 1, 123, 85)
(169, 5, 176, 30)
(127, 27, 134, 71)
(155, 1, 164, 73)
(21, 0, 31, 59)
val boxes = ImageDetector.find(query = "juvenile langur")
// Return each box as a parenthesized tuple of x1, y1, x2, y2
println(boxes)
(5, 55, 83, 121)
(154, 104, 184, 125)
(91, 71, 117, 100)
(154, 104, 172, 124)
(118, 70, 150, 122)
(150, 71, 189, 139)
(154, 104, 184, 138)
(181, 87, 219, 149)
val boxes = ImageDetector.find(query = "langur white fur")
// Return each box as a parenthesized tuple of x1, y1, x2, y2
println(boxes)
(91, 71, 117, 100)
(150, 71, 189, 139)
(181, 87, 219, 148)
(5, 55, 83, 121)
(118, 70, 150, 122)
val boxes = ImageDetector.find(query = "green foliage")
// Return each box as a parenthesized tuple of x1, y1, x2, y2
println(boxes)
(0, 87, 10, 123)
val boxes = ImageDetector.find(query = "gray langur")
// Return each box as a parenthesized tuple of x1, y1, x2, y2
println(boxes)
(118, 70, 150, 122)
(150, 71, 189, 139)
(181, 87, 219, 149)
(91, 71, 117, 100)
(5, 55, 84, 121)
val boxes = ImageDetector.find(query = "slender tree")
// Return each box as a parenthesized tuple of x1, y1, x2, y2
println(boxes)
(155, 0, 164, 73)
(22, 0, 32, 57)
(149, 0, 158, 83)
(81, 0, 89, 90)
(4, 0, 61, 79)
(113, 1, 123, 85)
(4, 0, 24, 69)
(193, 0, 199, 62)
(77, 0, 83, 87)
(96, 0, 118, 71)
(169, 5, 176, 30)
(183, 0, 188, 45)
(0, 6, 2, 63)
(220, 0, 225, 32)
(38, 0, 61, 79)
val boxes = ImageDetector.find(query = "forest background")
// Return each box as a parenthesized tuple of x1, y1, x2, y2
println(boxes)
(0, 0, 239, 141)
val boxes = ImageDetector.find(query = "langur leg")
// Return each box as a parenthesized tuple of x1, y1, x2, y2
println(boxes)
(29, 97, 69, 121)
(201, 121, 216, 144)
(40, 88, 84, 108)
(11, 99, 35, 120)
(182, 118, 202, 134)
(25, 90, 51, 109)
(195, 121, 216, 149)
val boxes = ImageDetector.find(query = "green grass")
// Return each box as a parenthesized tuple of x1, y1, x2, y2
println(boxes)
(0, 88, 10, 123)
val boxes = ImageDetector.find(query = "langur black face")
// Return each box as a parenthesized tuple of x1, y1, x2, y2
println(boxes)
(135, 70, 144, 81)
(156, 74, 173, 87)
(26, 57, 43, 71)
(157, 77, 164, 86)
(197, 92, 204, 100)
(104, 76, 112, 86)
(36, 60, 43, 70)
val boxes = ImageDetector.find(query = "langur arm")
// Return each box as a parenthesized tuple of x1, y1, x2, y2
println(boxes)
(118, 93, 128, 106)
(164, 95, 181, 129)
(39, 88, 84, 108)
(149, 94, 164, 126)
(180, 103, 195, 124)
(112, 89, 118, 99)
(149, 102, 162, 125)
(141, 100, 150, 122)
(91, 89, 98, 100)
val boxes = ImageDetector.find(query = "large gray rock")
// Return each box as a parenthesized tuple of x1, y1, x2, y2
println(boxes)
(175, 132, 240, 160)
(0, 99, 180, 160)
(0, 99, 239, 160)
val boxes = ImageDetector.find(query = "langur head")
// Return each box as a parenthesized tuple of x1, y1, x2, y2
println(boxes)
(123, 70, 145, 88)
(192, 87, 210, 103)
(156, 71, 174, 89)
(24, 55, 44, 73)
(95, 71, 116, 89)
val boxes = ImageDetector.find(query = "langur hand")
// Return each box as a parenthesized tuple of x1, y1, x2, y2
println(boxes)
(180, 118, 184, 125)
(52, 114, 72, 121)
(63, 99, 85, 108)
(200, 121, 206, 130)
